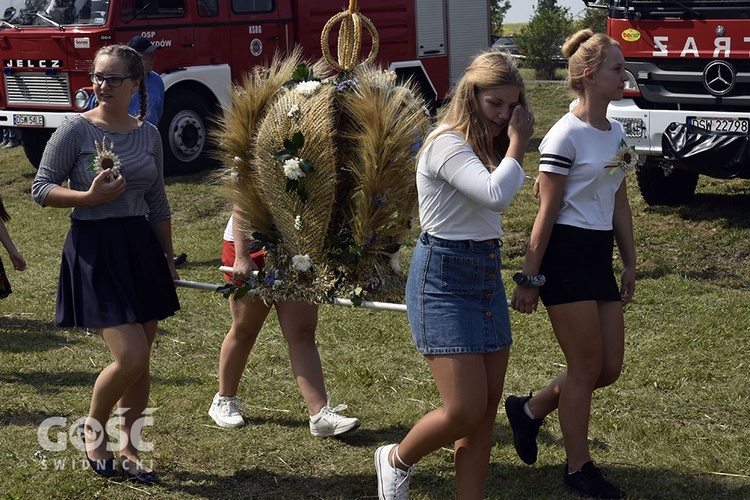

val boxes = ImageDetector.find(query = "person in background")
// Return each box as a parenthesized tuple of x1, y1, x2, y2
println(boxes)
(508, 29, 635, 500)
(0, 195, 27, 298)
(1, 127, 21, 149)
(207, 210, 361, 438)
(32, 44, 179, 484)
(375, 50, 534, 499)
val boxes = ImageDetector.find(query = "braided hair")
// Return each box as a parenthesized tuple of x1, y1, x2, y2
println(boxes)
(92, 44, 147, 120)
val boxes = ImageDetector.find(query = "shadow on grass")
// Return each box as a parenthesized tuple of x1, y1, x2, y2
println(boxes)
(155, 461, 750, 498)
(0, 318, 69, 352)
(0, 409, 69, 427)
(646, 192, 750, 229)
(486, 462, 750, 499)
(0, 370, 94, 393)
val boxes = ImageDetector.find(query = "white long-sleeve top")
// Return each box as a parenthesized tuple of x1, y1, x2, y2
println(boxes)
(416, 127, 526, 240)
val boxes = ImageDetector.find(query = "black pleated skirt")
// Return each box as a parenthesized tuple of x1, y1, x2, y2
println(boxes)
(55, 216, 180, 328)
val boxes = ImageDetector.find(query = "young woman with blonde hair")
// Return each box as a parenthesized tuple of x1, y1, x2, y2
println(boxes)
(375, 50, 535, 499)
(507, 29, 635, 499)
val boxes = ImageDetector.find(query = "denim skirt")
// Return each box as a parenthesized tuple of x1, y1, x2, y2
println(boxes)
(56, 216, 180, 328)
(406, 232, 512, 355)
(539, 224, 621, 307)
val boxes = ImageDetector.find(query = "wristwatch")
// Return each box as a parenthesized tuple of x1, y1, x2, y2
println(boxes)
(513, 272, 546, 287)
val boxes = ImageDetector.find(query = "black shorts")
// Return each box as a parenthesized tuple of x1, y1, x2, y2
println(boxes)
(539, 224, 621, 307)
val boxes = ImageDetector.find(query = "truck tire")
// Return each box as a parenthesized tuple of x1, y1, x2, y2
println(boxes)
(636, 156, 699, 206)
(22, 128, 54, 169)
(159, 89, 216, 175)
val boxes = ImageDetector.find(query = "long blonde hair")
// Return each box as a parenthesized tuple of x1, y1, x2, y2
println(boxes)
(564, 29, 620, 96)
(426, 51, 525, 167)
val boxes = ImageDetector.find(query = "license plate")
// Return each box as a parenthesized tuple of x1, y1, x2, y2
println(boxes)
(687, 116, 749, 133)
(13, 114, 44, 127)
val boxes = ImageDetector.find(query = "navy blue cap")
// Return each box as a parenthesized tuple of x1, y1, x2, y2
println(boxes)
(127, 35, 157, 54)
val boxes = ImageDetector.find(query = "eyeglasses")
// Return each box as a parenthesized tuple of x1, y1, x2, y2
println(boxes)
(89, 73, 135, 88)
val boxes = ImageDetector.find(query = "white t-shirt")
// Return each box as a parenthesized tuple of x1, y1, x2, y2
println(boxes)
(223, 215, 234, 242)
(539, 113, 627, 230)
(416, 127, 526, 240)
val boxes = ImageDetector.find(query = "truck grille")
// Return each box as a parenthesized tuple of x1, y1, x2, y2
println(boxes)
(4, 73, 71, 107)
(629, 59, 750, 111)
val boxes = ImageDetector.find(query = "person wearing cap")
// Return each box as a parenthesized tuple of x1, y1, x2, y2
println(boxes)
(126, 35, 164, 127)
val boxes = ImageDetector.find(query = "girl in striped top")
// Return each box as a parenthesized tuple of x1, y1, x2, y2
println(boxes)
(32, 44, 179, 484)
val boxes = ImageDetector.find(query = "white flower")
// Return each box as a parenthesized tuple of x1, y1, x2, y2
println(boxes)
(92, 135, 122, 180)
(287, 104, 300, 118)
(389, 251, 401, 272)
(610, 141, 638, 173)
(292, 254, 312, 272)
(294, 215, 302, 231)
(282, 157, 306, 180)
(295, 80, 321, 96)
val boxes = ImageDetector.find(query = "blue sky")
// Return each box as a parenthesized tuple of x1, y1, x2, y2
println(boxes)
(505, 0, 590, 24)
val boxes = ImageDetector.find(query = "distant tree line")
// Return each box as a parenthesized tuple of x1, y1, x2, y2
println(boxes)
(492, 0, 608, 80)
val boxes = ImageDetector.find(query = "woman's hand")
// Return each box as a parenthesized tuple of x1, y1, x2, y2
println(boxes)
(86, 170, 126, 206)
(511, 285, 540, 314)
(231, 251, 258, 286)
(507, 104, 535, 145)
(620, 265, 635, 306)
(9, 250, 26, 271)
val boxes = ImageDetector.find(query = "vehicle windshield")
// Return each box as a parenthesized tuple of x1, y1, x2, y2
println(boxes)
(0, 0, 109, 27)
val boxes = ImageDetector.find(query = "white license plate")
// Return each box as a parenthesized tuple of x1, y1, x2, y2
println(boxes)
(13, 114, 44, 127)
(687, 116, 749, 133)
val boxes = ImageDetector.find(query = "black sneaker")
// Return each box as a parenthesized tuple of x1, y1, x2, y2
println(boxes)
(563, 461, 626, 499)
(505, 394, 544, 465)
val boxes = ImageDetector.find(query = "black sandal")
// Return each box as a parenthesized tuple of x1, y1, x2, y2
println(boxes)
(119, 455, 158, 485)
(78, 424, 117, 478)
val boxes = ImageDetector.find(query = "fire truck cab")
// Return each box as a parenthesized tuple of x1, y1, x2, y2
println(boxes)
(594, 0, 750, 205)
(0, 0, 490, 174)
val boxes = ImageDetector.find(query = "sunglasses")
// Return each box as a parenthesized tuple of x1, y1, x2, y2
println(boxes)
(89, 73, 136, 88)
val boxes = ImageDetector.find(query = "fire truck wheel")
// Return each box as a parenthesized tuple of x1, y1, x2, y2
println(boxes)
(636, 156, 699, 206)
(160, 89, 215, 175)
(22, 128, 54, 169)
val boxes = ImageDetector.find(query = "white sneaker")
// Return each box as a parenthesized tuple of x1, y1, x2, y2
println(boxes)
(309, 392, 361, 437)
(208, 393, 246, 428)
(375, 444, 413, 500)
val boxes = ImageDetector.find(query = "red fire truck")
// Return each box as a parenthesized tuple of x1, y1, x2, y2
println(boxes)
(593, 0, 750, 205)
(0, 0, 490, 174)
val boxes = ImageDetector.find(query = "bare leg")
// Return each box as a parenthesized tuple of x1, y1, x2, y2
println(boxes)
(455, 349, 510, 499)
(118, 320, 157, 471)
(275, 301, 326, 414)
(218, 295, 272, 397)
(394, 352, 501, 499)
(85, 323, 150, 462)
(526, 301, 624, 472)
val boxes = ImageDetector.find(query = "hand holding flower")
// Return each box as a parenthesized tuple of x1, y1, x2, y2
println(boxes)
(86, 169, 126, 206)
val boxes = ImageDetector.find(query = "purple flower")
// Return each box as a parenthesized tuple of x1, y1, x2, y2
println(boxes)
(265, 274, 275, 286)
(335, 79, 359, 93)
(366, 277, 381, 293)
(365, 232, 379, 246)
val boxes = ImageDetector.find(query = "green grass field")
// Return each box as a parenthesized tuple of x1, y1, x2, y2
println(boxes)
(1, 82, 749, 499)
